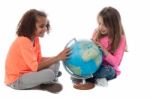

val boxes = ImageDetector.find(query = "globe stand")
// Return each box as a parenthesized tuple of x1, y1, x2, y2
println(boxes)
(73, 79, 95, 90)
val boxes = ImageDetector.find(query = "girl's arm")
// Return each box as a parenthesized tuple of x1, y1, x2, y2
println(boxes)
(37, 48, 70, 70)
(104, 36, 126, 67)
(92, 30, 126, 67)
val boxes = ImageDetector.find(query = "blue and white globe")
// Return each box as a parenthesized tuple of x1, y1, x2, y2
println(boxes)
(63, 39, 103, 79)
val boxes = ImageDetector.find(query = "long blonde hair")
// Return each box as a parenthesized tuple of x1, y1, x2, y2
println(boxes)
(96, 7, 127, 53)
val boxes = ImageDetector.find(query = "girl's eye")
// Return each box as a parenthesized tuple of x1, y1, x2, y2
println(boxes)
(40, 25, 45, 28)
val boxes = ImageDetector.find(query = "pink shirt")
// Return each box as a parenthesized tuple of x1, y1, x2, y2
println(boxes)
(92, 32, 126, 75)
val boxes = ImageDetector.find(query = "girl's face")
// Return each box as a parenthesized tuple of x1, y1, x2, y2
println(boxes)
(97, 16, 109, 35)
(35, 16, 48, 37)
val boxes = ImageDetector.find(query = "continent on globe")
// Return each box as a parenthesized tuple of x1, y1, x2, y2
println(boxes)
(63, 38, 103, 79)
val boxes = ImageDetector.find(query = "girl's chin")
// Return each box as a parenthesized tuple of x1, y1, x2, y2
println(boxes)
(39, 34, 45, 37)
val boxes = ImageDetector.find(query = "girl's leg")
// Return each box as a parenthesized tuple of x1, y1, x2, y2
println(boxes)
(93, 65, 116, 86)
(94, 65, 116, 80)
(48, 62, 60, 77)
(9, 68, 56, 90)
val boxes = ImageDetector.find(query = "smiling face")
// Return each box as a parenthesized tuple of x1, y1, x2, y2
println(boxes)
(97, 16, 109, 35)
(34, 16, 48, 37)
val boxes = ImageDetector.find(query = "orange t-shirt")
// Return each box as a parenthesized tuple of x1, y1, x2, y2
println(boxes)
(5, 36, 42, 85)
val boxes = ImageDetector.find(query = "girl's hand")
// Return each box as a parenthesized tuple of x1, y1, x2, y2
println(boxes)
(92, 40, 109, 56)
(92, 28, 99, 42)
(56, 48, 70, 61)
(92, 39, 102, 48)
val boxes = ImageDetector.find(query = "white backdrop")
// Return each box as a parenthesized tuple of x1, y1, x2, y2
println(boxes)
(0, 0, 150, 98)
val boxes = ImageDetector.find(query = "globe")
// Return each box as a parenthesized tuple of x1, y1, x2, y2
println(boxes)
(63, 38, 103, 79)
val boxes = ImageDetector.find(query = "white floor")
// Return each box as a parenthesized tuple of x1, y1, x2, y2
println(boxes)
(0, 0, 150, 99)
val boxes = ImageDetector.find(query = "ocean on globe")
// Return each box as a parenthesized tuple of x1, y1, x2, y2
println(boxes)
(63, 39, 103, 78)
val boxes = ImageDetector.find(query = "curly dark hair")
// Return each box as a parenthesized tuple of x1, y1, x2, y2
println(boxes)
(16, 9, 50, 39)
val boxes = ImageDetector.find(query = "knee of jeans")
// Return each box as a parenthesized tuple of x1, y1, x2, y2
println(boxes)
(56, 62, 60, 67)
(45, 69, 56, 81)
(51, 62, 60, 69)
(107, 71, 116, 80)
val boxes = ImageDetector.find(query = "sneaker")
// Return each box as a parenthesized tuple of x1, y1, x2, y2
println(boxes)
(96, 78, 108, 87)
(56, 71, 62, 77)
(40, 83, 63, 93)
(53, 71, 62, 82)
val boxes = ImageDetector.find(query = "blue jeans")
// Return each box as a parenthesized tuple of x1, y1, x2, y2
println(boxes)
(86, 65, 116, 82)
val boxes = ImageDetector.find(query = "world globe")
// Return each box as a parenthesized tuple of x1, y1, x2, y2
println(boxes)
(63, 38, 103, 79)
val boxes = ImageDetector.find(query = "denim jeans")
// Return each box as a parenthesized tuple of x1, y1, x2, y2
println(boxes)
(86, 65, 116, 83)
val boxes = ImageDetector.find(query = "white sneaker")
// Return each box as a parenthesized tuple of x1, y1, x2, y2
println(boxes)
(96, 78, 108, 87)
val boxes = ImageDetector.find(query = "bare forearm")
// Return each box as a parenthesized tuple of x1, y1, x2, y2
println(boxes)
(37, 56, 59, 70)
(40, 57, 49, 62)
(37, 47, 70, 71)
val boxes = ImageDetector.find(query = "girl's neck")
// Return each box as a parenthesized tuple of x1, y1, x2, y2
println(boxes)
(30, 36, 35, 46)
(30, 35, 36, 42)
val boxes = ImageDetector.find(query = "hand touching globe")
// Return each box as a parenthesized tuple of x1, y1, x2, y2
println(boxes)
(63, 38, 103, 79)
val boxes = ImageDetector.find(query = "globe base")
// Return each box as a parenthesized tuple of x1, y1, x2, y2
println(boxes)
(73, 82, 95, 90)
